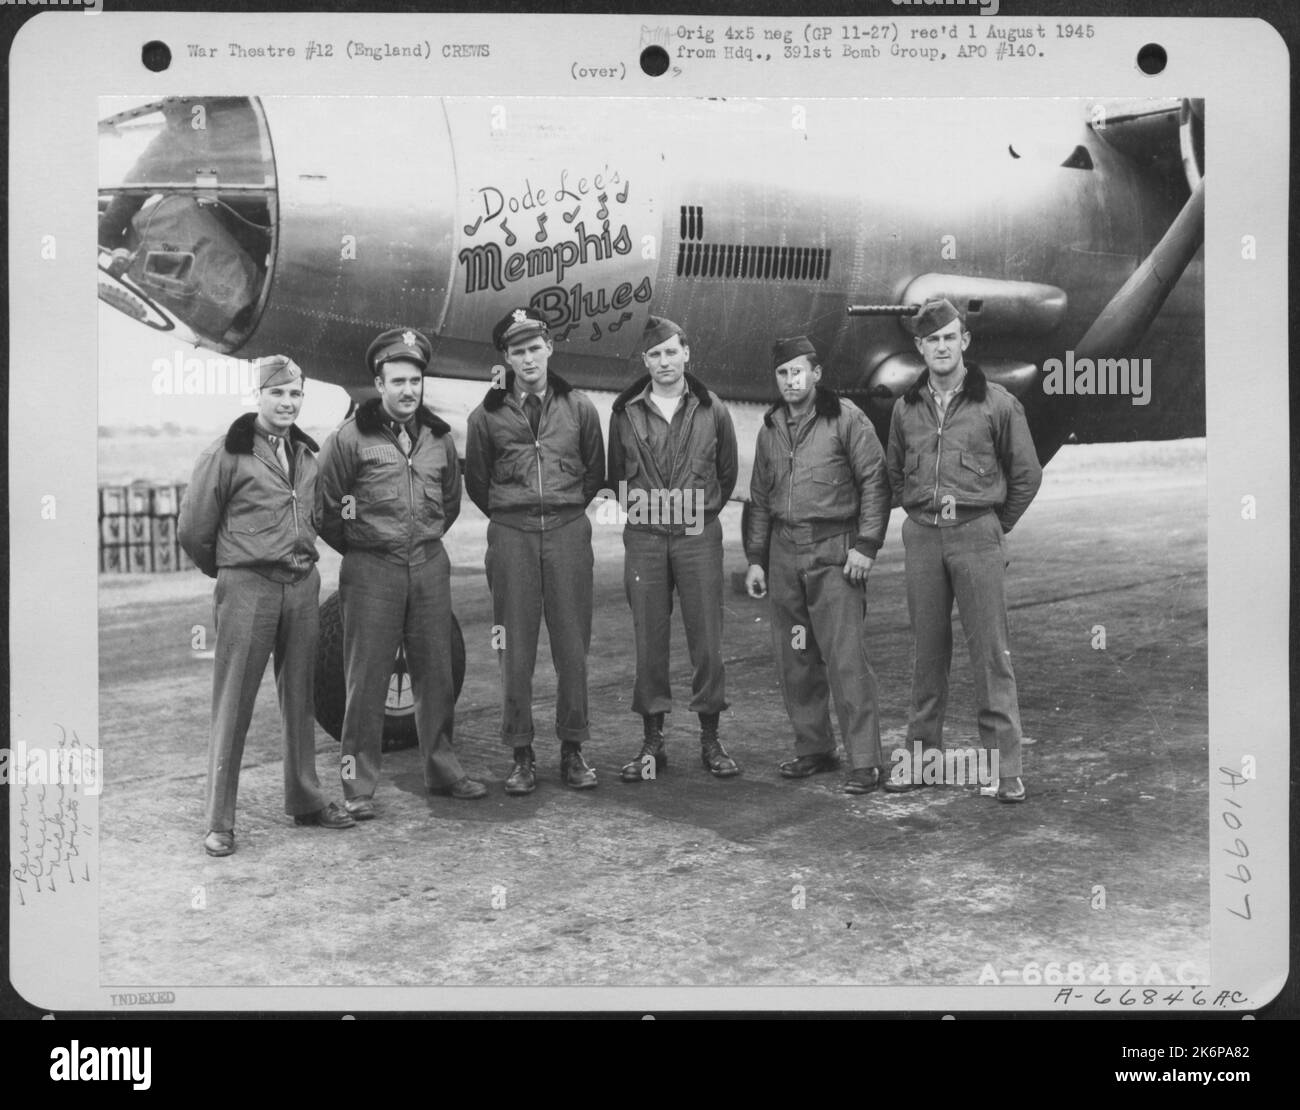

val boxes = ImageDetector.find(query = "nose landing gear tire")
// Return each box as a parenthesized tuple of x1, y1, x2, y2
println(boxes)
(313, 590, 466, 753)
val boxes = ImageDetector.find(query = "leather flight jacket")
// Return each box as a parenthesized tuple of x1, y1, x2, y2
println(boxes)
(607, 372, 739, 535)
(885, 363, 1042, 531)
(465, 370, 606, 531)
(179, 412, 320, 581)
(745, 388, 891, 569)
(317, 398, 462, 566)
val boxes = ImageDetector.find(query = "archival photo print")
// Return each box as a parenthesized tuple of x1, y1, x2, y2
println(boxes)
(94, 94, 1207, 992)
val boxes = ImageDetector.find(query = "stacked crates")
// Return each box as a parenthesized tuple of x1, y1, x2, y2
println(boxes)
(125, 482, 153, 572)
(98, 485, 130, 572)
(150, 484, 181, 572)
(99, 481, 191, 573)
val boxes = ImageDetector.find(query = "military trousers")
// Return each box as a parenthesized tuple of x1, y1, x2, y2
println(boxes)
(623, 516, 728, 719)
(338, 546, 465, 798)
(901, 512, 1024, 778)
(206, 566, 327, 832)
(485, 514, 593, 747)
(767, 530, 884, 770)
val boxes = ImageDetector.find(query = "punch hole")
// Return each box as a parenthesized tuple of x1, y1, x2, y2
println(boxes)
(142, 40, 172, 72)
(640, 46, 669, 77)
(1136, 43, 1167, 75)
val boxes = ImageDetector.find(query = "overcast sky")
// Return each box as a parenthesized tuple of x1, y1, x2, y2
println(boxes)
(99, 303, 352, 432)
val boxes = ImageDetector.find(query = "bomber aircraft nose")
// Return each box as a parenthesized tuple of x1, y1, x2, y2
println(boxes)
(98, 96, 276, 349)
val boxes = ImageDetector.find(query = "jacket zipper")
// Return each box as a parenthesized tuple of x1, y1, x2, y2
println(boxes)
(281, 443, 299, 538)
(266, 442, 301, 566)
(785, 418, 798, 523)
(388, 426, 416, 555)
(534, 439, 544, 518)
(668, 392, 692, 486)
(512, 397, 546, 522)
(404, 427, 420, 555)
(407, 448, 416, 552)
(530, 401, 544, 522)
(932, 398, 944, 525)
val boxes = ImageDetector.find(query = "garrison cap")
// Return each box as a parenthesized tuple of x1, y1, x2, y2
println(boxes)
(771, 335, 818, 368)
(367, 327, 432, 376)
(642, 315, 687, 353)
(257, 355, 303, 389)
(493, 306, 550, 351)
(908, 298, 964, 338)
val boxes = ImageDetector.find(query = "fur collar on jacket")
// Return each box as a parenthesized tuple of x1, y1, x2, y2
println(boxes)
(762, 386, 843, 429)
(224, 411, 318, 454)
(611, 372, 713, 415)
(482, 369, 575, 412)
(353, 396, 451, 437)
(903, 362, 988, 405)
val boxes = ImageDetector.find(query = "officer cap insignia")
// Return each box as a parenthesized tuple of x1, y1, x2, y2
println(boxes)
(366, 327, 432, 377)
(493, 306, 550, 350)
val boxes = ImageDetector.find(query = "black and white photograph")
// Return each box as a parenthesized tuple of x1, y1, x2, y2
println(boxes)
(5, 11, 1290, 1016)
(92, 90, 1213, 989)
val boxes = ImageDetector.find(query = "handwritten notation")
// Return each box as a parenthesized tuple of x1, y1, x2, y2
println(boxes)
(11, 723, 96, 907)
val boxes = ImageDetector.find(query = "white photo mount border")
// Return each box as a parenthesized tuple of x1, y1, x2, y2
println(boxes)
(5, 9, 1290, 1015)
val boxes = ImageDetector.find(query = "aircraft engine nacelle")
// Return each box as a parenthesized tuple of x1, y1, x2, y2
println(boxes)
(857, 274, 1067, 412)
(898, 274, 1067, 338)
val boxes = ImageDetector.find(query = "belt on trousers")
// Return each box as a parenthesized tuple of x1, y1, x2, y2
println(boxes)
(773, 518, 855, 546)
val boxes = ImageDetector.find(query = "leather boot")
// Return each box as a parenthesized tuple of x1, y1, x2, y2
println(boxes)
(560, 741, 598, 789)
(699, 712, 740, 777)
(621, 713, 667, 782)
(505, 745, 536, 796)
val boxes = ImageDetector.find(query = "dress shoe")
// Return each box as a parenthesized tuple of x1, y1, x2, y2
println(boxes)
(344, 797, 377, 821)
(432, 777, 488, 800)
(778, 752, 840, 779)
(996, 777, 1026, 803)
(622, 714, 667, 782)
(700, 732, 740, 778)
(204, 830, 235, 857)
(843, 767, 882, 795)
(560, 742, 598, 789)
(294, 802, 356, 828)
(505, 745, 536, 796)
(883, 776, 927, 794)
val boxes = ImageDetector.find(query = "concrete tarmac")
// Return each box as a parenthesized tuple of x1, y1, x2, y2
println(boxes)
(97, 442, 1210, 993)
